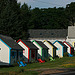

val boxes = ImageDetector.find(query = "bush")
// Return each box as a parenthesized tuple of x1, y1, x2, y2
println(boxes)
(64, 52, 68, 57)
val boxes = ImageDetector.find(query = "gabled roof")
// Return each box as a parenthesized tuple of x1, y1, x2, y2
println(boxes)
(58, 41, 67, 47)
(19, 40, 38, 49)
(32, 40, 48, 49)
(28, 29, 67, 39)
(53, 40, 67, 47)
(0, 35, 23, 50)
(47, 41, 57, 48)
(63, 41, 74, 48)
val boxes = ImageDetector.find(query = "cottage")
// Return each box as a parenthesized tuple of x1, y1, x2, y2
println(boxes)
(43, 40, 57, 57)
(53, 40, 67, 58)
(28, 29, 67, 43)
(32, 40, 48, 60)
(63, 41, 74, 54)
(0, 35, 23, 65)
(17, 39, 38, 63)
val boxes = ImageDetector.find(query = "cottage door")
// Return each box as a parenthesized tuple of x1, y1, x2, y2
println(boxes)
(31, 50, 35, 60)
(17, 50, 18, 60)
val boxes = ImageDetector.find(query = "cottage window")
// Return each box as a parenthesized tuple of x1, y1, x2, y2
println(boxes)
(11, 51, 16, 58)
(0, 48, 1, 50)
(40, 33, 42, 35)
(51, 33, 54, 35)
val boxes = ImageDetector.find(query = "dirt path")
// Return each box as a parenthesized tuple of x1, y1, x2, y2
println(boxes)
(28, 68, 75, 75)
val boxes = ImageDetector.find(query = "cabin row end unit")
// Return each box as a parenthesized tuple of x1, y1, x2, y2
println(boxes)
(0, 35, 24, 65)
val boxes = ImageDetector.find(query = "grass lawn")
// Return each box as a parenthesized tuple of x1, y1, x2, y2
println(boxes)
(0, 56, 75, 75)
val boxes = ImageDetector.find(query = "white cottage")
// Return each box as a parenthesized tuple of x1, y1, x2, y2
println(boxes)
(32, 40, 48, 60)
(17, 39, 38, 63)
(0, 35, 23, 65)
(53, 40, 67, 58)
(63, 41, 74, 54)
(43, 40, 57, 57)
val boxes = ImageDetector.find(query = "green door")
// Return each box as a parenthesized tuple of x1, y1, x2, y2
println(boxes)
(44, 49, 48, 58)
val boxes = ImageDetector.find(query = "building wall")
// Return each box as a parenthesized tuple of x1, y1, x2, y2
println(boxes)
(43, 41, 53, 57)
(54, 42, 63, 57)
(30, 38, 66, 43)
(63, 43, 70, 54)
(0, 40, 9, 64)
(18, 41, 28, 62)
(68, 26, 75, 38)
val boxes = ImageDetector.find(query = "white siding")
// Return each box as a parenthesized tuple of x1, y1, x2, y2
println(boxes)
(43, 41, 53, 57)
(64, 43, 70, 54)
(54, 42, 63, 57)
(18, 41, 28, 62)
(0, 40, 9, 64)
(30, 39, 65, 43)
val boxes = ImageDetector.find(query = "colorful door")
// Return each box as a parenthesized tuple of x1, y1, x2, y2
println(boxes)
(31, 50, 37, 60)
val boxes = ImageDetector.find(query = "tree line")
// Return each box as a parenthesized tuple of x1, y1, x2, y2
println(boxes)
(0, 0, 75, 40)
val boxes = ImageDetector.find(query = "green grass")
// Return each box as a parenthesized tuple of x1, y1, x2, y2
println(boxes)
(0, 56, 75, 75)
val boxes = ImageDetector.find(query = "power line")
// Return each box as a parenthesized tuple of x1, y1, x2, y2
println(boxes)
(33, 0, 62, 7)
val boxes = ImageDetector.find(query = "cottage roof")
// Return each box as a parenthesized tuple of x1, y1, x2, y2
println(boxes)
(0, 35, 23, 50)
(47, 41, 57, 48)
(21, 40, 38, 49)
(35, 41, 48, 49)
(58, 41, 67, 47)
(65, 42, 74, 48)
(28, 29, 67, 39)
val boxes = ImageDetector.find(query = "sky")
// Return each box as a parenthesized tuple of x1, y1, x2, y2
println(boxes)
(17, 0, 75, 9)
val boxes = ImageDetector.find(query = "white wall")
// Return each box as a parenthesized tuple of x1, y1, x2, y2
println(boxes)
(54, 42, 63, 57)
(18, 41, 28, 62)
(43, 41, 53, 57)
(0, 40, 9, 64)
(30, 39, 66, 43)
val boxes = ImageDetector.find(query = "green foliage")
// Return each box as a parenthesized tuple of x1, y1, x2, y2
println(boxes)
(0, 1, 75, 39)
(66, 2, 75, 26)
(0, 0, 30, 40)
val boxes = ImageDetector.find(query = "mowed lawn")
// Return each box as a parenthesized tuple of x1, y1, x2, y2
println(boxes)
(0, 56, 75, 75)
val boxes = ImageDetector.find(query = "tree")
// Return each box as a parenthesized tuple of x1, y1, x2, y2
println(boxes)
(66, 2, 75, 26)
(0, 0, 29, 40)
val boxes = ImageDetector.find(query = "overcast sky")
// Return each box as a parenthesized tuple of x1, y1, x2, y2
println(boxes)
(17, 0, 75, 9)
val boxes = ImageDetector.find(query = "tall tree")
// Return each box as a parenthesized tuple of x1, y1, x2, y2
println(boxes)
(0, 0, 29, 40)
(66, 2, 75, 26)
